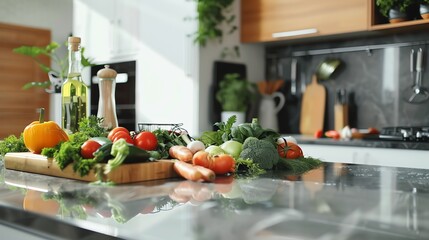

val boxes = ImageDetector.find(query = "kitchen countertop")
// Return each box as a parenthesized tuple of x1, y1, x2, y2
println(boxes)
(1, 159, 429, 239)
(290, 135, 429, 151)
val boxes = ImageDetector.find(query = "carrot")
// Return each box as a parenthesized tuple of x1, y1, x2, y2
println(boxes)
(169, 145, 193, 162)
(194, 165, 216, 182)
(173, 160, 203, 181)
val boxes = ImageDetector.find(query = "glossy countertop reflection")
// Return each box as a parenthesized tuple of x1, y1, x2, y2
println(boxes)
(0, 160, 429, 240)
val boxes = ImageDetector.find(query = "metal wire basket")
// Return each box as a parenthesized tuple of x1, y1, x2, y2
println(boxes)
(137, 123, 184, 132)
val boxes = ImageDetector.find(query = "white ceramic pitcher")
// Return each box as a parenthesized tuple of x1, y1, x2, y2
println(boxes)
(258, 92, 286, 131)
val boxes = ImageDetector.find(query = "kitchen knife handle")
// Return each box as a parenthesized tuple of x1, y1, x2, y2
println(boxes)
(291, 58, 297, 95)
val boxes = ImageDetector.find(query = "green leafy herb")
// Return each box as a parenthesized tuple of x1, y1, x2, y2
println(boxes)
(234, 158, 265, 178)
(40, 144, 60, 158)
(152, 128, 187, 159)
(0, 134, 27, 156)
(199, 115, 236, 146)
(277, 157, 324, 175)
(41, 116, 109, 177)
(42, 188, 99, 220)
(78, 115, 109, 138)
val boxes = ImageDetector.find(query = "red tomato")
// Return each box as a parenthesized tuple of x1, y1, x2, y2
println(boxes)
(277, 142, 304, 159)
(211, 154, 235, 175)
(80, 140, 102, 159)
(108, 127, 130, 141)
(111, 131, 134, 144)
(193, 151, 235, 175)
(134, 131, 158, 150)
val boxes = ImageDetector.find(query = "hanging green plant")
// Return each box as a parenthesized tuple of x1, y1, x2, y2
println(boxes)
(191, 0, 237, 46)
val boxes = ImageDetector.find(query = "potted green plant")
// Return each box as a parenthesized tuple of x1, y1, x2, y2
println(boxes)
(376, 0, 415, 23)
(13, 41, 93, 93)
(216, 73, 256, 124)
(420, 0, 429, 19)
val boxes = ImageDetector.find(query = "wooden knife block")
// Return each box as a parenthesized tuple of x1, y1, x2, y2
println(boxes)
(334, 104, 348, 131)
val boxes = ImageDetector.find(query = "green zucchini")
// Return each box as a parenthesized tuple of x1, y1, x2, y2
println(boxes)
(90, 137, 112, 145)
(93, 142, 161, 163)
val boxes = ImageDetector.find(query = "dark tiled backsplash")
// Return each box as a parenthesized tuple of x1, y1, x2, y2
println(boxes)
(268, 32, 429, 134)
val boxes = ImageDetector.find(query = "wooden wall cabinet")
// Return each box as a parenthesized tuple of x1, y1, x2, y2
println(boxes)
(241, 0, 369, 43)
(241, 0, 429, 44)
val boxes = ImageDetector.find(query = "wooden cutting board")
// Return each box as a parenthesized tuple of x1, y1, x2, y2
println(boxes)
(300, 74, 326, 135)
(4, 152, 178, 183)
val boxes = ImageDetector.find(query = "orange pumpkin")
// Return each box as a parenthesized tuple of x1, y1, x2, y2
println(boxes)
(23, 108, 69, 154)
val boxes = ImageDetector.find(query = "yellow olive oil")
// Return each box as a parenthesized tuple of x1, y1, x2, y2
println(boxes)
(61, 76, 88, 133)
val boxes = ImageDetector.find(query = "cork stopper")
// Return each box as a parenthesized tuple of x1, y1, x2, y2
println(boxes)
(97, 65, 117, 79)
(68, 36, 81, 51)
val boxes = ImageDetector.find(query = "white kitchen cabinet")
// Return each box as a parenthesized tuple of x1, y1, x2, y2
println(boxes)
(300, 144, 429, 169)
(73, 0, 140, 62)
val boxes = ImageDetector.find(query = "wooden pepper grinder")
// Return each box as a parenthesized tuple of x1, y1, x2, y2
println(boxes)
(97, 65, 118, 129)
(334, 88, 348, 132)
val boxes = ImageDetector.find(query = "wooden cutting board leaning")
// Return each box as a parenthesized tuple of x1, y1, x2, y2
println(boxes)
(4, 152, 177, 183)
(299, 74, 326, 135)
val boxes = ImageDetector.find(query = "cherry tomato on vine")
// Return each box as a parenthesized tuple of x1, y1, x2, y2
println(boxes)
(134, 131, 158, 151)
(277, 142, 304, 159)
(80, 140, 102, 159)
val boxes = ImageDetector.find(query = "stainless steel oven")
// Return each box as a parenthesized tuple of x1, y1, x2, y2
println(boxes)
(90, 61, 136, 130)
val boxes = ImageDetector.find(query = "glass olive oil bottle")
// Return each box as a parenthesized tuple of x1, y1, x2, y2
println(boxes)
(61, 37, 89, 133)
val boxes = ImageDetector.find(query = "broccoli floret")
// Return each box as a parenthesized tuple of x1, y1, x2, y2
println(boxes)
(239, 137, 280, 170)
(104, 139, 130, 174)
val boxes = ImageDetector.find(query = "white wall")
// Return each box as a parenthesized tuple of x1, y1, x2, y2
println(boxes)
(198, 0, 265, 133)
(0, 0, 73, 124)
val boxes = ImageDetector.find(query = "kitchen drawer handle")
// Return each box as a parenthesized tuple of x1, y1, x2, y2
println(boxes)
(272, 28, 318, 38)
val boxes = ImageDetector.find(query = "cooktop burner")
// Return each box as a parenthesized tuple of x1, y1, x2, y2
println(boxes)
(379, 126, 429, 142)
